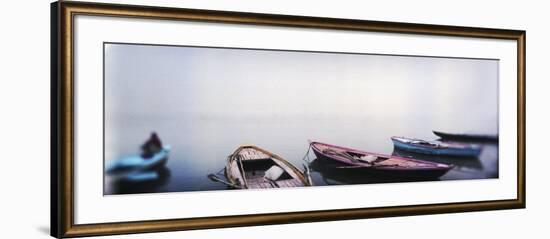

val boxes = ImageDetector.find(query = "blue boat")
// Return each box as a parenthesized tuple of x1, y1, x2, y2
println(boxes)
(106, 145, 171, 181)
(391, 136, 481, 157)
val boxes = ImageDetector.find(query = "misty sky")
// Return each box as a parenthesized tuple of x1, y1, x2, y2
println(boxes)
(104, 43, 498, 133)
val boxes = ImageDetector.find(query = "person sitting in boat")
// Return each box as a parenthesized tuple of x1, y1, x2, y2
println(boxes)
(140, 132, 163, 159)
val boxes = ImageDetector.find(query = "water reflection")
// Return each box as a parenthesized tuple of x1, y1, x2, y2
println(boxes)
(392, 149, 484, 170)
(109, 167, 171, 194)
(392, 140, 499, 180)
(308, 157, 440, 185)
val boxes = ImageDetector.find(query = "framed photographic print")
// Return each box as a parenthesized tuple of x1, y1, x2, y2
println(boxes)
(51, 1, 526, 238)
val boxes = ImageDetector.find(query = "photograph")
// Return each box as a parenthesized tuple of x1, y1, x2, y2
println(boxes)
(103, 42, 499, 195)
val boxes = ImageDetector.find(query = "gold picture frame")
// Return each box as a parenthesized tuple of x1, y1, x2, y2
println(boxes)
(51, 1, 525, 238)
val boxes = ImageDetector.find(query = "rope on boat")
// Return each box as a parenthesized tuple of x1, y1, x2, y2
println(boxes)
(301, 144, 313, 163)
(300, 144, 315, 185)
(215, 167, 225, 177)
(207, 173, 243, 189)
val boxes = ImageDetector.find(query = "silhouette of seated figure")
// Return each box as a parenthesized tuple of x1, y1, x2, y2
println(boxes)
(141, 132, 162, 159)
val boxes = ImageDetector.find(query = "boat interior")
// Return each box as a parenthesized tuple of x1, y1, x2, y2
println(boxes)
(231, 147, 307, 188)
(313, 143, 445, 169)
(241, 158, 293, 181)
(315, 143, 389, 164)
(411, 140, 439, 147)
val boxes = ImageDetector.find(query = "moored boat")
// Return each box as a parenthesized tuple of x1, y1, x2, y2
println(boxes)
(310, 141, 453, 179)
(225, 145, 313, 189)
(391, 136, 481, 157)
(433, 130, 498, 142)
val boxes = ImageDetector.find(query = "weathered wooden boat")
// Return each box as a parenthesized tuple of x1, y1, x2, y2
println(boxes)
(433, 130, 498, 142)
(106, 145, 171, 181)
(391, 136, 481, 157)
(225, 145, 313, 189)
(310, 141, 453, 179)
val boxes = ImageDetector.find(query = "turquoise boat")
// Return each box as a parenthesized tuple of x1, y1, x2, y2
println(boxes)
(391, 136, 481, 157)
(106, 145, 171, 181)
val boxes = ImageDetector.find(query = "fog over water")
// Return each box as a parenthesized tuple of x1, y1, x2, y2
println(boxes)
(104, 43, 498, 195)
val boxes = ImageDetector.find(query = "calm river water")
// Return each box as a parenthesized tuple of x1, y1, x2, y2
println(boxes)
(104, 115, 498, 194)
(103, 43, 498, 195)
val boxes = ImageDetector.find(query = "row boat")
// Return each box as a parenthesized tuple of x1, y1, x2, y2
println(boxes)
(225, 145, 313, 189)
(391, 136, 481, 157)
(310, 141, 453, 179)
(106, 145, 171, 181)
(433, 130, 498, 142)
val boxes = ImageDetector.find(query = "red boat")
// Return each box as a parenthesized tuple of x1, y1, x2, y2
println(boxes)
(310, 141, 454, 179)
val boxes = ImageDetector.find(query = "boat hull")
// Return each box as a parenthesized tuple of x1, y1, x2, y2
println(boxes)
(313, 151, 450, 179)
(310, 142, 453, 179)
(391, 138, 481, 157)
(433, 130, 498, 142)
(106, 145, 171, 181)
